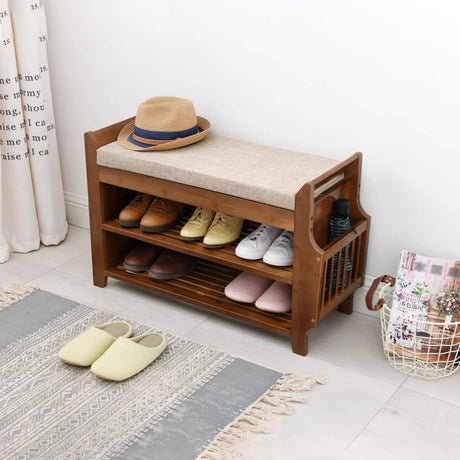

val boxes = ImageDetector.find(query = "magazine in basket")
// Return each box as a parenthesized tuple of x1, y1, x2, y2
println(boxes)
(387, 250, 460, 362)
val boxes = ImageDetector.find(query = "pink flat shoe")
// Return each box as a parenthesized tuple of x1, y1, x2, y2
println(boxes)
(224, 272, 273, 303)
(255, 281, 292, 313)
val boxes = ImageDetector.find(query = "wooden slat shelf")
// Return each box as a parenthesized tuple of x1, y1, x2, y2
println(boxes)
(101, 218, 294, 284)
(106, 260, 292, 336)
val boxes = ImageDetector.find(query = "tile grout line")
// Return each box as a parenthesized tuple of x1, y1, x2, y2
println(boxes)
(24, 246, 91, 290)
(396, 384, 460, 409)
(182, 314, 217, 337)
(25, 268, 58, 288)
(344, 374, 410, 450)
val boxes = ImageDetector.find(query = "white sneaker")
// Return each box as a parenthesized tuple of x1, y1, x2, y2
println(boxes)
(263, 230, 294, 266)
(235, 224, 283, 260)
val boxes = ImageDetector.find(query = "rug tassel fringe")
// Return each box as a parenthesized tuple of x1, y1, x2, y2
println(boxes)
(197, 373, 326, 460)
(0, 283, 37, 310)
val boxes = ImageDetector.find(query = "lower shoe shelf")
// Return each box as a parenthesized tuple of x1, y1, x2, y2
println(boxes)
(105, 259, 292, 336)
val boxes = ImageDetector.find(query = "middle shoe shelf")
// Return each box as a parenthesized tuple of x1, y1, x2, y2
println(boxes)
(101, 216, 294, 285)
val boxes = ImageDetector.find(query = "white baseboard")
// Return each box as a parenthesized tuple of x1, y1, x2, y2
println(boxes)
(64, 191, 89, 229)
(353, 274, 380, 318)
(364, 274, 374, 289)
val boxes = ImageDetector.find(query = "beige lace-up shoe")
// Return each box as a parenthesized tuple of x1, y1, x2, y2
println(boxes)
(180, 207, 216, 241)
(118, 193, 153, 227)
(203, 213, 244, 248)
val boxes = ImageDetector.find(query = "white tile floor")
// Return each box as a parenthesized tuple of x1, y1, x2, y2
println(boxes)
(2, 225, 460, 460)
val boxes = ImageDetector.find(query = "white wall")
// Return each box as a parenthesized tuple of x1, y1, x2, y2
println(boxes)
(44, 0, 460, 277)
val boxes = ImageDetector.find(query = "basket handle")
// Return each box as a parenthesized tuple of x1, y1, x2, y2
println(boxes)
(366, 274, 395, 311)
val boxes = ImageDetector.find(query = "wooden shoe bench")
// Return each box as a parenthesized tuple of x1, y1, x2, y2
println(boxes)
(84, 117, 370, 356)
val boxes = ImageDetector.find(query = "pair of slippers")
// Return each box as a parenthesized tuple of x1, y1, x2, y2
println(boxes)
(58, 321, 167, 381)
(224, 272, 292, 313)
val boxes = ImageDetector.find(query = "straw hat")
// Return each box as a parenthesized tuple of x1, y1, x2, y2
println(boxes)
(117, 96, 210, 151)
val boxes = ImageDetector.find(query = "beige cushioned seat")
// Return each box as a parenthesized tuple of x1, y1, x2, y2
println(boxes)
(97, 135, 340, 211)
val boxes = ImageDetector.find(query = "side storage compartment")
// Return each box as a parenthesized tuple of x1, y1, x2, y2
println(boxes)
(290, 153, 370, 355)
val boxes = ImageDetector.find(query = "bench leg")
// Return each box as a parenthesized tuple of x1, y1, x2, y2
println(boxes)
(338, 295, 353, 314)
(291, 329, 310, 356)
(93, 269, 107, 288)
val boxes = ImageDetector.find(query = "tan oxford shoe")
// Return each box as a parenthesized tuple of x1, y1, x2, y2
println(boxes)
(140, 197, 182, 233)
(119, 193, 153, 227)
(180, 207, 216, 241)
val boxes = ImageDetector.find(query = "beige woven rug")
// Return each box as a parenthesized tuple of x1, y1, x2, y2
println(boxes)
(0, 285, 324, 459)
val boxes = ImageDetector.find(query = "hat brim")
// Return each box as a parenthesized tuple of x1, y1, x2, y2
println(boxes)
(117, 116, 211, 152)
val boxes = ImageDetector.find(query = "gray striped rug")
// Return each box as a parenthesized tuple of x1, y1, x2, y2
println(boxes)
(0, 285, 323, 460)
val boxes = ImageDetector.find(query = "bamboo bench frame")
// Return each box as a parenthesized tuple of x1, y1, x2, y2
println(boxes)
(85, 118, 370, 355)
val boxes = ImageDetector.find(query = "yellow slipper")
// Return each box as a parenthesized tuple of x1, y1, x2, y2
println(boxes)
(58, 321, 132, 367)
(90, 333, 168, 381)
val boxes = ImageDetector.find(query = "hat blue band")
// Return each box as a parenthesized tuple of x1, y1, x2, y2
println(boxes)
(133, 124, 199, 141)
(127, 133, 159, 148)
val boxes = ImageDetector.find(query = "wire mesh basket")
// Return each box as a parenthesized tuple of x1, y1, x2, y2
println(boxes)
(367, 275, 460, 379)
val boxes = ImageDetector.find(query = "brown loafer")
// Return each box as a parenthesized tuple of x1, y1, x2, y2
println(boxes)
(148, 250, 197, 280)
(119, 193, 153, 227)
(122, 243, 162, 273)
(140, 197, 182, 233)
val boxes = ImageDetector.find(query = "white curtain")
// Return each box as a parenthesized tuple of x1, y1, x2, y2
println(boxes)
(0, 0, 67, 263)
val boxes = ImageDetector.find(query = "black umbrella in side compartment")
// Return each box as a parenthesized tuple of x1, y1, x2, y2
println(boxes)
(327, 199, 353, 292)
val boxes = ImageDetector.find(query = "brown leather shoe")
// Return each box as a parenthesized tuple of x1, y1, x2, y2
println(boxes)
(148, 250, 197, 280)
(122, 243, 162, 273)
(119, 193, 153, 227)
(140, 197, 182, 233)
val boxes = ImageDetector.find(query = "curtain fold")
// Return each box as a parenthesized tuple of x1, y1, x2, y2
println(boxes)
(0, 0, 67, 264)
(0, 168, 8, 262)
